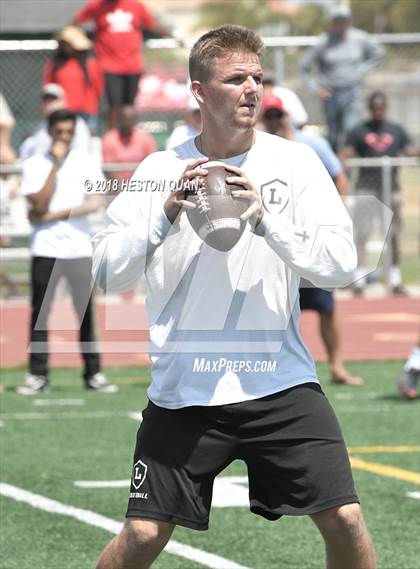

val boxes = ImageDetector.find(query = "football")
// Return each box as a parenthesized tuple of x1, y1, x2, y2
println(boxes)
(186, 161, 248, 252)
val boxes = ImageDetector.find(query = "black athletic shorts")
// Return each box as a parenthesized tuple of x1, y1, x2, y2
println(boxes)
(299, 285, 334, 313)
(126, 383, 358, 530)
(104, 73, 141, 106)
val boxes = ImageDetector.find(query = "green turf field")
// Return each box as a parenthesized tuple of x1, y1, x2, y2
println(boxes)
(1, 362, 419, 569)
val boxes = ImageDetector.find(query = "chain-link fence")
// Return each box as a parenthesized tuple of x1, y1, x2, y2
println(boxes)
(1, 34, 419, 149)
(1, 157, 418, 298)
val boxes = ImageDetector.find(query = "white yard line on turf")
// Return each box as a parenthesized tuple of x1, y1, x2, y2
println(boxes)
(32, 399, 86, 406)
(334, 392, 381, 400)
(75, 476, 250, 508)
(0, 483, 251, 569)
(406, 491, 420, 500)
(0, 411, 140, 421)
(127, 411, 143, 422)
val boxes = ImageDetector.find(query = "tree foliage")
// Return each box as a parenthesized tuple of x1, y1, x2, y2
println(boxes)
(195, 0, 420, 35)
(195, 0, 279, 31)
(350, 0, 420, 33)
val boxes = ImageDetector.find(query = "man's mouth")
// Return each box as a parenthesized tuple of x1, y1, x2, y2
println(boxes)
(240, 102, 257, 110)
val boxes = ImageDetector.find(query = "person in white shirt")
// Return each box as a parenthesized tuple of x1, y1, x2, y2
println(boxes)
(17, 109, 116, 395)
(165, 94, 202, 149)
(19, 83, 92, 161)
(93, 25, 375, 569)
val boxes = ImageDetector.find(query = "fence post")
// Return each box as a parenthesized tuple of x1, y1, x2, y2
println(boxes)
(274, 47, 284, 85)
(381, 157, 393, 289)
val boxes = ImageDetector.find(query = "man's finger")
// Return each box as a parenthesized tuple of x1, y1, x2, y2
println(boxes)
(226, 176, 249, 189)
(224, 164, 243, 175)
(186, 157, 209, 170)
(240, 202, 259, 221)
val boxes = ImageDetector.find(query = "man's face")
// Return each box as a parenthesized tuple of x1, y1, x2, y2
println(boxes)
(262, 109, 287, 135)
(331, 18, 350, 38)
(118, 107, 137, 136)
(48, 119, 76, 145)
(369, 98, 386, 122)
(198, 51, 263, 131)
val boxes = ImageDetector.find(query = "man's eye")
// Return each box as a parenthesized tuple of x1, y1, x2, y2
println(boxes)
(228, 76, 243, 84)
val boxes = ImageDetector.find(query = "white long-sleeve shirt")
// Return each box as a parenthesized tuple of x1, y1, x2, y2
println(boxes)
(92, 130, 357, 408)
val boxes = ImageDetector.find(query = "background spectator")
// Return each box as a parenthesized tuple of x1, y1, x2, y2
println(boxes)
(19, 84, 92, 161)
(0, 95, 20, 297)
(398, 341, 420, 400)
(300, 3, 384, 151)
(0, 92, 17, 163)
(73, 0, 180, 128)
(17, 109, 116, 395)
(43, 26, 103, 132)
(261, 75, 308, 128)
(340, 91, 420, 295)
(165, 95, 202, 149)
(101, 105, 156, 189)
(261, 95, 363, 386)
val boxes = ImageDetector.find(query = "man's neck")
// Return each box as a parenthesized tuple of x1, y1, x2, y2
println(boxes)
(119, 130, 134, 142)
(277, 127, 294, 141)
(197, 125, 255, 159)
(369, 119, 384, 129)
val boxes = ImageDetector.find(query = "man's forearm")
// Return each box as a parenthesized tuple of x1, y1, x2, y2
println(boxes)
(33, 195, 101, 223)
(28, 162, 59, 215)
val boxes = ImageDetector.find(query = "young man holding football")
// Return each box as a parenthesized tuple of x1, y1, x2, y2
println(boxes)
(93, 25, 376, 569)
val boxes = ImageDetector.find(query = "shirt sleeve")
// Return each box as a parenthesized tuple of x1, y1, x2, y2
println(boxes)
(253, 144, 356, 288)
(101, 133, 113, 163)
(344, 125, 360, 149)
(89, 59, 104, 98)
(145, 133, 157, 156)
(299, 40, 324, 93)
(21, 157, 49, 197)
(352, 33, 384, 83)
(399, 126, 412, 150)
(74, 0, 99, 23)
(91, 153, 173, 292)
(42, 60, 53, 84)
(138, 2, 156, 30)
(313, 137, 343, 178)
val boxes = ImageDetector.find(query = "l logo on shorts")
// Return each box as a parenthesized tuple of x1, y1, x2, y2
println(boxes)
(132, 459, 148, 490)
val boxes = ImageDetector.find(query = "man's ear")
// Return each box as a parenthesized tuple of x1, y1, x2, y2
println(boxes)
(191, 80, 205, 105)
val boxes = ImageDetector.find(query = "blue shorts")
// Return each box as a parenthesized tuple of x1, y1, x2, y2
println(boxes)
(299, 285, 334, 313)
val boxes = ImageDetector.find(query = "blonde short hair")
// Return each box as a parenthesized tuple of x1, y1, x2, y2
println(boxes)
(189, 25, 264, 82)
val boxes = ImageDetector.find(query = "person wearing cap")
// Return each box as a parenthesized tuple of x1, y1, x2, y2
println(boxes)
(19, 84, 92, 161)
(299, 3, 384, 151)
(43, 26, 103, 131)
(73, 0, 183, 128)
(165, 94, 202, 150)
(261, 94, 363, 386)
(261, 75, 308, 128)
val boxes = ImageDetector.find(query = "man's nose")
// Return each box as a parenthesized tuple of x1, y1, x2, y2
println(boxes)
(244, 76, 258, 93)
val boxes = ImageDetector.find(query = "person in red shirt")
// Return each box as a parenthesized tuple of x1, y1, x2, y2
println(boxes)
(43, 26, 103, 132)
(102, 105, 156, 193)
(73, 0, 178, 127)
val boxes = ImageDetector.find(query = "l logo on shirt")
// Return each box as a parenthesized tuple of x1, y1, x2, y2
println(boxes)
(260, 178, 289, 214)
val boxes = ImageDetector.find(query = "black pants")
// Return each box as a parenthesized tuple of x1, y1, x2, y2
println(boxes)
(29, 256, 100, 380)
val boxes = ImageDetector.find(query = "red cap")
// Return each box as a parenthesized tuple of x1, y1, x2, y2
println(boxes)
(262, 95, 285, 113)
